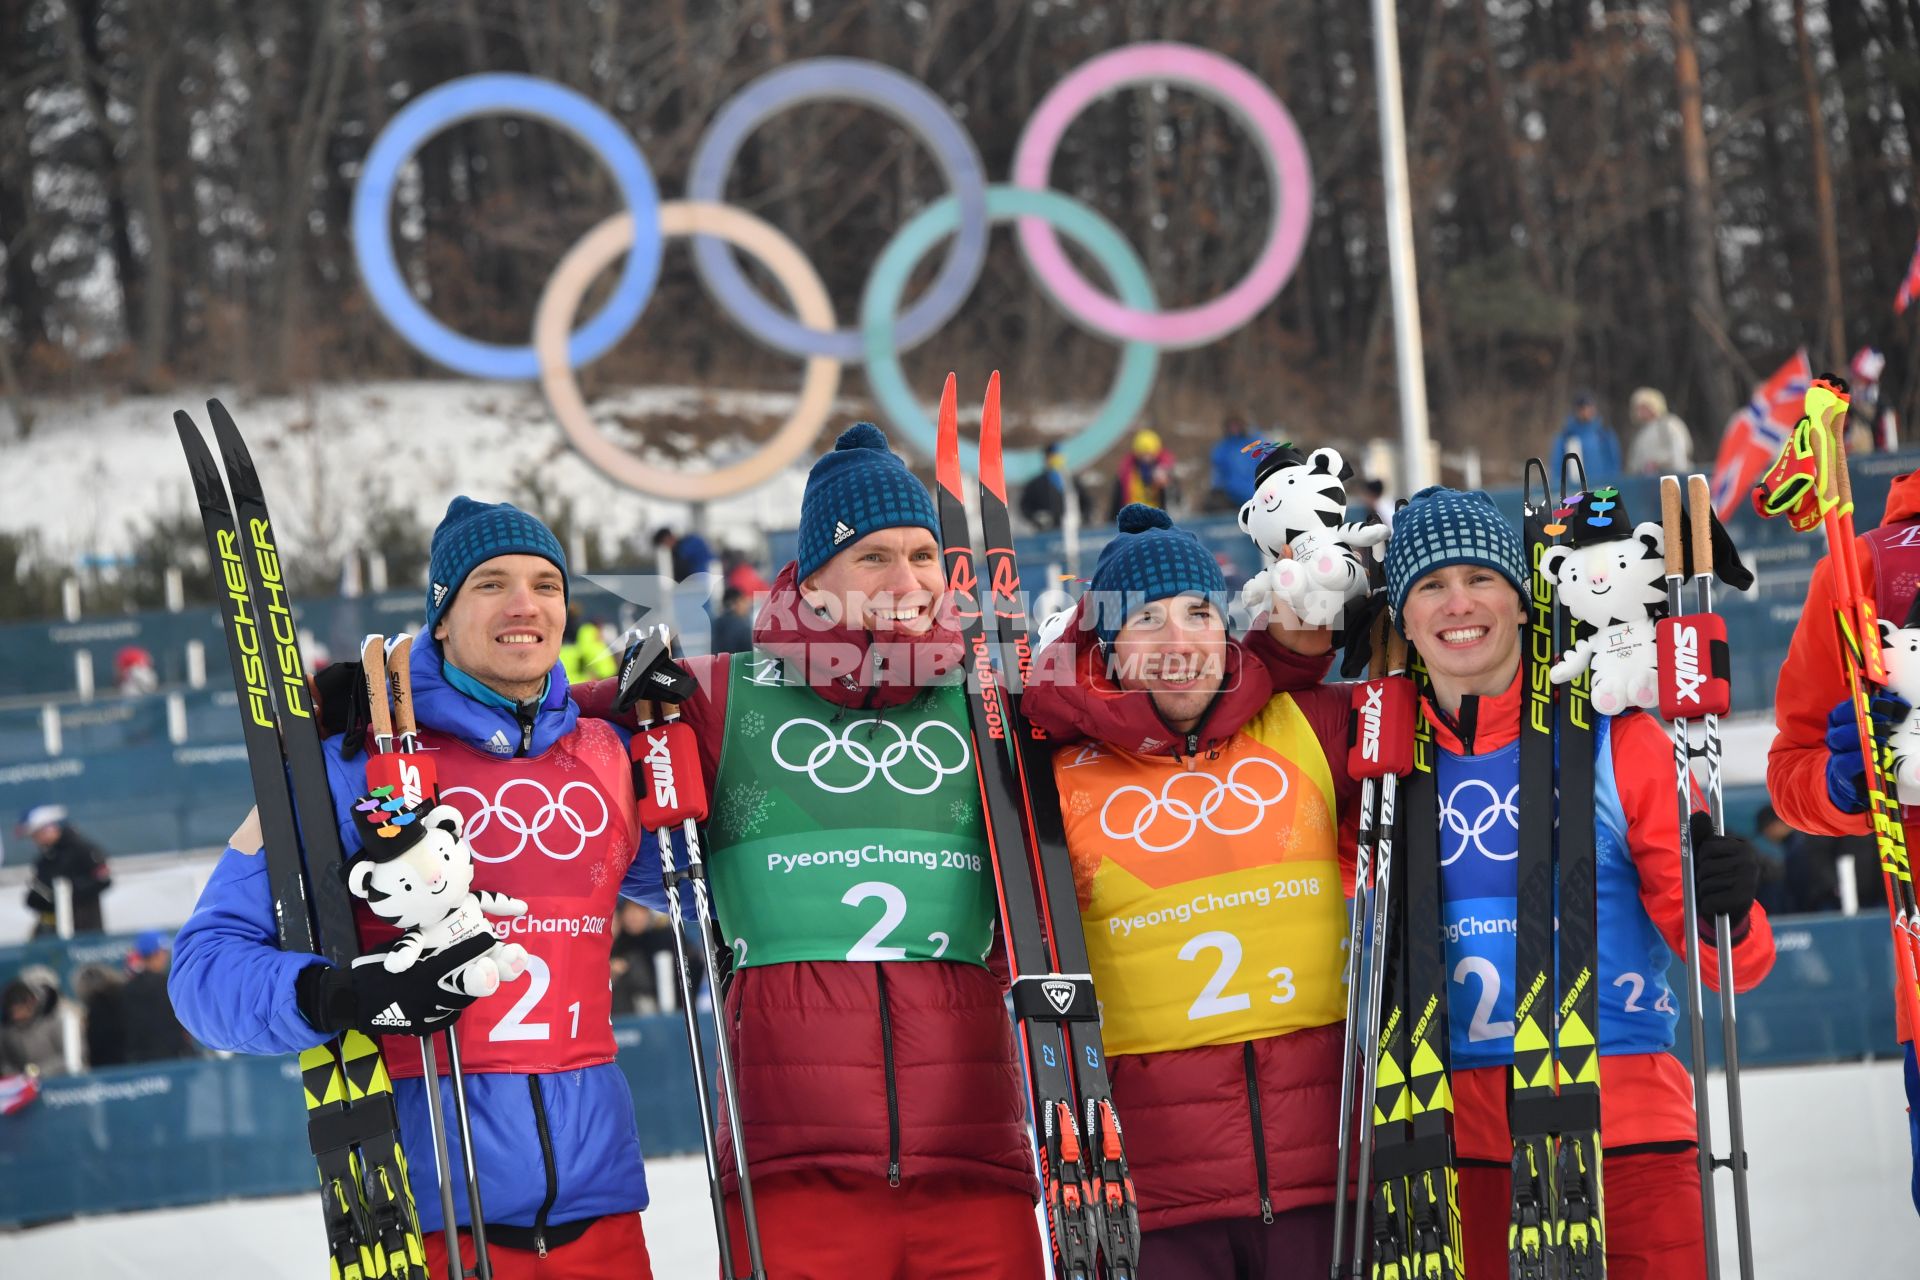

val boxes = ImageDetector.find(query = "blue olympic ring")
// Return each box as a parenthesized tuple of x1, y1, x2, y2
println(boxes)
(351, 74, 663, 380)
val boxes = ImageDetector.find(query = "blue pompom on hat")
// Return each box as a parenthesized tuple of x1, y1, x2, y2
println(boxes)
(1383, 485, 1526, 628)
(1087, 504, 1227, 648)
(796, 422, 940, 581)
(425, 497, 568, 631)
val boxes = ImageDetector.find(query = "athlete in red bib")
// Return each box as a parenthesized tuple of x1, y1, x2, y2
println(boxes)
(173, 497, 675, 1279)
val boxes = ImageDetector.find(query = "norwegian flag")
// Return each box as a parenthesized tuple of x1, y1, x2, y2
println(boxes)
(1896, 231, 1920, 315)
(1709, 347, 1812, 518)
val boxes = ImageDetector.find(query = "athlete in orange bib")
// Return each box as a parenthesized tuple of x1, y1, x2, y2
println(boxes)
(1021, 505, 1362, 1279)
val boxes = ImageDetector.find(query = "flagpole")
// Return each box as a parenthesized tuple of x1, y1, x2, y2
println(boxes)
(1371, 0, 1434, 494)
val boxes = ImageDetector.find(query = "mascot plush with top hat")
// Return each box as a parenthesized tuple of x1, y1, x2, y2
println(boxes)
(348, 786, 530, 997)
(1540, 487, 1669, 716)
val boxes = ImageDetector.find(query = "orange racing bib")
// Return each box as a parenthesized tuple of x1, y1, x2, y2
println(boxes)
(1054, 695, 1346, 1056)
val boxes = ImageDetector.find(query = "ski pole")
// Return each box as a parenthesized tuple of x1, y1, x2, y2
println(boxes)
(1354, 625, 1412, 1278)
(1685, 472, 1755, 1279)
(1658, 473, 1724, 1280)
(440, 1029, 492, 1280)
(1332, 611, 1389, 1278)
(626, 626, 767, 1279)
(1750, 384, 1920, 1079)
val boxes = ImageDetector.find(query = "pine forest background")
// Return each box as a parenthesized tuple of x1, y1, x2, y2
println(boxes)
(2, 0, 1918, 487)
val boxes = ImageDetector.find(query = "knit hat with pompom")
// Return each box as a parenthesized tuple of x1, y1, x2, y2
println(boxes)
(796, 422, 940, 581)
(1087, 504, 1227, 648)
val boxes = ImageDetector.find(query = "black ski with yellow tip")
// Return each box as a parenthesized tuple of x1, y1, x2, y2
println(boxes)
(178, 402, 425, 1280)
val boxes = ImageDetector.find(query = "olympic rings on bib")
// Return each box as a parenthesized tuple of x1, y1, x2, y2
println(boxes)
(771, 716, 972, 795)
(352, 74, 662, 381)
(353, 45, 1314, 497)
(1437, 778, 1521, 866)
(439, 778, 612, 862)
(1100, 757, 1290, 854)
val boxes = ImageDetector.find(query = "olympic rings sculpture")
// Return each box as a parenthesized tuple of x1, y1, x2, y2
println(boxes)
(1100, 756, 1290, 854)
(352, 44, 1313, 499)
(770, 715, 972, 795)
(440, 778, 612, 863)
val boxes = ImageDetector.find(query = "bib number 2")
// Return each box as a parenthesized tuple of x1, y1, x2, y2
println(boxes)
(1178, 930, 1295, 1021)
(842, 881, 950, 961)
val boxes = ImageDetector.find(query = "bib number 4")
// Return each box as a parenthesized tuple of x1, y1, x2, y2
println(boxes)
(1177, 930, 1295, 1021)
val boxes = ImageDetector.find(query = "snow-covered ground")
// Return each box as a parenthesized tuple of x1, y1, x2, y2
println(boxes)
(0, 380, 840, 567)
(2, 1062, 1912, 1277)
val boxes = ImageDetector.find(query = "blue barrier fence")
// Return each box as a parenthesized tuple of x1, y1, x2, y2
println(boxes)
(0, 912, 1903, 1225)
(0, 1013, 707, 1227)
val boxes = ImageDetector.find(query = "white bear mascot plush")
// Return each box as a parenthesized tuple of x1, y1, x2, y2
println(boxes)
(1875, 613, 1920, 804)
(1236, 443, 1387, 628)
(1538, 488, 1669, 717)
(348, 787, 529, 997)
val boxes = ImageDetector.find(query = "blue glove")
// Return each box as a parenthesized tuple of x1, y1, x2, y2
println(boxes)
(1825, 699, 1868, 814)
(1823, 694, 1912, 815)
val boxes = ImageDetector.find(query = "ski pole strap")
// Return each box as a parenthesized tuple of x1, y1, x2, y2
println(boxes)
(1657, 613, 1731, 718)
(1507, 1090, 1601, 1137)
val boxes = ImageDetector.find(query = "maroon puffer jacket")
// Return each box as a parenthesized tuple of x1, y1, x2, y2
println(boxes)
(1020, 603, 1359, 1230)
(575, 564, 1038, 1199)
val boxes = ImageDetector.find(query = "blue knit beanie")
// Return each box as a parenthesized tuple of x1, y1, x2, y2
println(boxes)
(425, 497, 568, 631)
(1384, 485, 1526, 627)
(797, 422, 939, 581)
(1088, 504, 1227, 647)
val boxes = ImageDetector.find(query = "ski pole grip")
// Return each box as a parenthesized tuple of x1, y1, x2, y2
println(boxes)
(1660, 476, 1685, 578)
(1348, 675, 1417, 778)
(361, 634, 394, 743)
(1687, 474, 1714, 574)
(1656, 614, 1731, 719)
(633, 720, 709, 826)
(1386, 625, 1408, 674)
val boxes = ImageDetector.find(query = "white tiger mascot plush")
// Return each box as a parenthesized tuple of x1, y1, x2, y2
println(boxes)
(1875, 613, 1920, 804)
(348, 787, 530, 997)
(1237, 443, 1387, 628)
(1539, 488, 1668, 716)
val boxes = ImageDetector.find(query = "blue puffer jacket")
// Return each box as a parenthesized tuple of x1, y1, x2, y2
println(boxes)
(170, 632, 673, 1238)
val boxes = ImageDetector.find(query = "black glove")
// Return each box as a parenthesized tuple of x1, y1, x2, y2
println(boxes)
(295, 932, 495, 1037)
(313, 660, 371, 759)
(1337, 589, 1390, 680)
(1689, 811, 1759, 923)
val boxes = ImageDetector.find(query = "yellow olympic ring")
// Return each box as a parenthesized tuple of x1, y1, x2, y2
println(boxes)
(534, 201, 842, 501)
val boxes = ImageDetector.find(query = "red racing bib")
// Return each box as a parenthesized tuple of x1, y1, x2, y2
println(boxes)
(354, 718, 638, 1075)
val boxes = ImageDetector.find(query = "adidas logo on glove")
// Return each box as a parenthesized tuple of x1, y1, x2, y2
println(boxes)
(369, 1002, 410, 1029)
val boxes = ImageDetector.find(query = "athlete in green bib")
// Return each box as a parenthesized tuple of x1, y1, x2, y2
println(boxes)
(578, 422, 1046, 1278)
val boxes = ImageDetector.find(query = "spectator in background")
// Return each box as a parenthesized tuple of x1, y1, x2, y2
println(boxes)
(119, 930, 195, 1063)
(559, 604, 617, 684)
(1111, 427, 1178, 517)
(609, 903, 700, 1016)
(712, 586, 756, 655)
(1019, 441, 1091, 531)
(1361, 478, 1395, 531)
(19, 805, 111, 937)
(1749, 806, 1791, 916)
(0, 966, 72, 1076)
(1550, 391, 1623, 482)
(1625, 387, 1693, 476)
(73, 963, 126, 1067)
(114, 646, 159, 696)
(1206, 414, 1261, 512)
(652, 525, 714, 584)
(720, 547, 770, 598)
